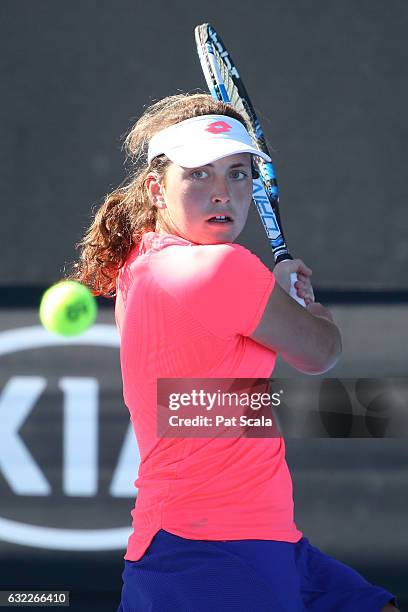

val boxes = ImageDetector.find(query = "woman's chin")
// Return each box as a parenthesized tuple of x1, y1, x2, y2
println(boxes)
(200, 223, 238, 243)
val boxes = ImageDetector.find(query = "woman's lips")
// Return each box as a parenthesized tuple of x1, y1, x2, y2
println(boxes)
(207, 216, 233, 223)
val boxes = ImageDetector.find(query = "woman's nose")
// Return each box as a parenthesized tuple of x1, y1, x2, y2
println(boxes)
(211, 178, 230, 204)
(211, 194, 230, 204)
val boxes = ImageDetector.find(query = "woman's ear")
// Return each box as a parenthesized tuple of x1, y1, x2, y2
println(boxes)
(145, 174, 166, 209)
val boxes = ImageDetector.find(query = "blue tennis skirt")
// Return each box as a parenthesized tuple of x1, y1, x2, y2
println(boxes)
(116, 529, 398, 611)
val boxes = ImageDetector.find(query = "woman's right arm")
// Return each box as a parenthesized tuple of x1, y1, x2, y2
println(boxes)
(249, 281, 342, 375)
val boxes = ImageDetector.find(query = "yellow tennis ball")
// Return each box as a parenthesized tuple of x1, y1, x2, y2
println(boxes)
(39, 281, 97, 337)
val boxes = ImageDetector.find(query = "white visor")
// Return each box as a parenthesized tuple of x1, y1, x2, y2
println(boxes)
(147, 114, 271, 167)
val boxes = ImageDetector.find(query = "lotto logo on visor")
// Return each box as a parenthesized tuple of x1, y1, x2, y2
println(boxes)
(206, 120, 232, 134)
(147, 114, 271, 168)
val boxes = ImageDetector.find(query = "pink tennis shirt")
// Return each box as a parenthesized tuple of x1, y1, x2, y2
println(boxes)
(115, 230, 303, 561)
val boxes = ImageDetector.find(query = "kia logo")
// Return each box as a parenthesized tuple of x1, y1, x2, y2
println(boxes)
(0, 325, 139, 551)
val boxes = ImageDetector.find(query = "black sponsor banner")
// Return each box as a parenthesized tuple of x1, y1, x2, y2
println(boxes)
(0, 321, 137, 556)
(157, 378, 408, 438)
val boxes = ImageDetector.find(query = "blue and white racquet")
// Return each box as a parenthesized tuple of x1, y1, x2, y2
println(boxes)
(195, 23, 304, 305)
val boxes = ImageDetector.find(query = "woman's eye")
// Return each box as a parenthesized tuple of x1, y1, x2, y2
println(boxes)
(191, 170, 208, 179)
(230, 170, 249, 180)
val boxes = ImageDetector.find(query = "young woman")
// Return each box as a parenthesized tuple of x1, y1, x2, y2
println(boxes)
(71, 93, 399, 611)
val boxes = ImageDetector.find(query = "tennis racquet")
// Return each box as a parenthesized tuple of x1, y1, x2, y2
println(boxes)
(194, 23, 305, 306)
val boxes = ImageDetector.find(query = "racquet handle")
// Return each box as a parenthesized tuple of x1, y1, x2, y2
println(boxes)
(289, 272, 307, 307)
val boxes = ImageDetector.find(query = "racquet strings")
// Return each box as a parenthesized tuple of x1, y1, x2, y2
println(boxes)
(196, 27, 256, 143)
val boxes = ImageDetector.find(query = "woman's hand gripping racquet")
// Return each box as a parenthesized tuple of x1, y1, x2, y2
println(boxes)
(195, 23, 307, 306)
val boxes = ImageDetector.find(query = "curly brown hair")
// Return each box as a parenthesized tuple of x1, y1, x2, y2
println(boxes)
(67, 93, 248, 298)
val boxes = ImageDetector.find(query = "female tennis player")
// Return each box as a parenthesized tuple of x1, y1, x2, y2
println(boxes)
(71, 93, 399, 611)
